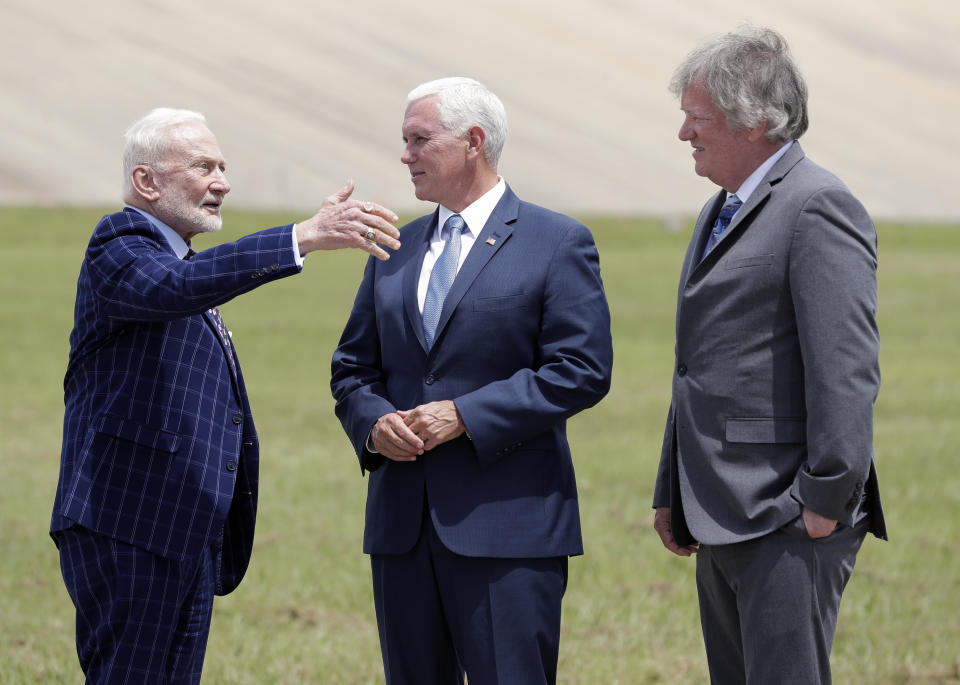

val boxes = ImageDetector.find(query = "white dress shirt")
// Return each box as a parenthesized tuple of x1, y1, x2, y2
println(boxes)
(416, 178, 507, 313)
(729, 140, 794, 206)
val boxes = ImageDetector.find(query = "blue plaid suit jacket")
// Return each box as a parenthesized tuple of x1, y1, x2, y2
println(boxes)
(51, 208, 300, 594)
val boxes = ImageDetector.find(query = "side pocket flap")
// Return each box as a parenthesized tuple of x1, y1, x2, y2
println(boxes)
(725, 417, 805, 444)
(94, 415, 181, 453)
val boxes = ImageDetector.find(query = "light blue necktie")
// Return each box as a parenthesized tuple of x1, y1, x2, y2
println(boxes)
(701, 194, 742, 260)
(423, 214, 466, 348)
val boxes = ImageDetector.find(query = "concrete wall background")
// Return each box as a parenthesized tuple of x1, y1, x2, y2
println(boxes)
(2, 0, 956, 220)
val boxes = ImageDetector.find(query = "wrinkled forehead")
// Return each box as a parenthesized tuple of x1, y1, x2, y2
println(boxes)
(402, 96, 446, 132)
(161, 121, 223, 160)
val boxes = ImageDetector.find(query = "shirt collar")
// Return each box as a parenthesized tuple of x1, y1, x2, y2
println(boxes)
(733, 140, 794, 204)
(436, 177, 507, 239)
(125, 205, 192, 259)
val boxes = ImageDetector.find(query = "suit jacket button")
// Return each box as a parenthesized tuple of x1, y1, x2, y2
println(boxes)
(677, 363, 687, 376)
(232, 412, 243, 425)
(425, 374, 435, 385)
(226, 460, 238, 472)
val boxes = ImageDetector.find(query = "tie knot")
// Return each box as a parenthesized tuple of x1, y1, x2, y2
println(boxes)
(183, 248, 197, 261)
(719, 196, 742, 221)
(444, 214, 465, 237)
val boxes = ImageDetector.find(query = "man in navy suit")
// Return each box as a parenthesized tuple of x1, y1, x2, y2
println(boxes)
(50, 107, 400, 684)
(331, 78, 613, 684)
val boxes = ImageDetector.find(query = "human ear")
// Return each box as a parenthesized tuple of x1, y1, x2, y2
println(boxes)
(466, 125, 486, 159)
(746, 119, 769, 143)
(130, 165, 161, 202)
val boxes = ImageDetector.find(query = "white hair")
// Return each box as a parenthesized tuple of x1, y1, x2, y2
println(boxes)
(407, 77, 508, 169)
(121, 108, 207, 201)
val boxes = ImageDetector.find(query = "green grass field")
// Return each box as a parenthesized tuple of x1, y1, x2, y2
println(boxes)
(1, 207, 957, 684)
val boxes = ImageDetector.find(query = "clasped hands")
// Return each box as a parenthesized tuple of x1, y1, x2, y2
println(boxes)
(372, 400, 466, 461)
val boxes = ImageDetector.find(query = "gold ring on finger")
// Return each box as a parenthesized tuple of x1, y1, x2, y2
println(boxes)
(364, 229, 376, 242)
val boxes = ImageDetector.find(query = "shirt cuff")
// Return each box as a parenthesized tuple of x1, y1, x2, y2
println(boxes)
(291, 225, 305, 267)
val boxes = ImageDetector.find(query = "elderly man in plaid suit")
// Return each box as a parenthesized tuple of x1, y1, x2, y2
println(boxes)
(50, 107, 399, 684)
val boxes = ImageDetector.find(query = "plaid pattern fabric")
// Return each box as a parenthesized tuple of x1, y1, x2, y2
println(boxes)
(52, 208, 300, 593)
(56, 525, 215, 684)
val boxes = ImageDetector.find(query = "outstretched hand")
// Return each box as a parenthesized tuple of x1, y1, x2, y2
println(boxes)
(295, 180, 401, 260)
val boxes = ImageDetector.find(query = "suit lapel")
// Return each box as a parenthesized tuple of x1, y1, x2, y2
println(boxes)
(431, 188, 519, 349)
(684, 191, 726, 283)
(402, 213, 437, 352)
(201, 308, 243, 395)
(689, 143, 807, 276)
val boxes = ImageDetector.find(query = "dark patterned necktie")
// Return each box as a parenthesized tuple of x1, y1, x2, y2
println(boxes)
(701, 194, 742, 260)
(422, 214, 466, 349)
(184, 248, 237, 374)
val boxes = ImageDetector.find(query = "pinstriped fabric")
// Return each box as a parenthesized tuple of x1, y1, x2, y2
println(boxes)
(57, 526, 214, 684)
(52, 208, 299, 586)
(51, 207, 302, 680)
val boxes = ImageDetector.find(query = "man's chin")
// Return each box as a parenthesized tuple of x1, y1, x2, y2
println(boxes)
(193, 214, 223, 234)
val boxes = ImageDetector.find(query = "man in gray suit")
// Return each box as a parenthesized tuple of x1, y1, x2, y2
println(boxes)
(653, 26, 886, 684)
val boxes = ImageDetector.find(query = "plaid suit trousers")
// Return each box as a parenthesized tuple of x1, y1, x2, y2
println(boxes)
(56, 525, 215, 685)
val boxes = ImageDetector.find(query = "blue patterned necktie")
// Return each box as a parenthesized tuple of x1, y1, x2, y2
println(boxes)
(184, 248, 237, 373)
(423, 214, 466, 348)
(701, 194, 742, 259)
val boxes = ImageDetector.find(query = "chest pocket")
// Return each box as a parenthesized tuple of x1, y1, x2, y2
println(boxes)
(473, 293, 528, 311)
(725, 254, 775, 270)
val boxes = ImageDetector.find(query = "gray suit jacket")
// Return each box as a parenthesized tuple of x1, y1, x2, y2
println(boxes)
(653, 143, 887, 546)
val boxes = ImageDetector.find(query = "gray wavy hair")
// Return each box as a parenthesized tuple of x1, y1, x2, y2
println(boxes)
(121, 108, 206, 201)
(407, 77, 508, 169)
(670, 26, 808, 143)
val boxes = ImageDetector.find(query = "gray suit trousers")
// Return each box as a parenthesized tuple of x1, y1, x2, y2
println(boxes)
(696, 516, 868, 685)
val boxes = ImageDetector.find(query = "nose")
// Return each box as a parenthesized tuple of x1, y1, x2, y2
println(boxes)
(211, 168, 231, 195)
(401, 144, 415, 165)
(678, 116, 694, 142)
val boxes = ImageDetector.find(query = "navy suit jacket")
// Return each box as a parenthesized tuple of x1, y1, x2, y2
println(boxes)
(51, 208, 300, 594)
(330, 186, 613, 558)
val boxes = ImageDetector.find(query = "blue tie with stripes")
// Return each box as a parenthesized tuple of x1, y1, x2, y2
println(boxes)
(702, 194, 742, 260)
(423, 214, 466, 348)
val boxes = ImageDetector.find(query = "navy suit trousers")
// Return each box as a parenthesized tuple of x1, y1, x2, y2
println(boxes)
(55, 525, 215, 685)
(371, 509, 568, 685)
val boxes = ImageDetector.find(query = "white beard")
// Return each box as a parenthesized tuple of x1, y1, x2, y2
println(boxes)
(154, 189, 223, 235)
